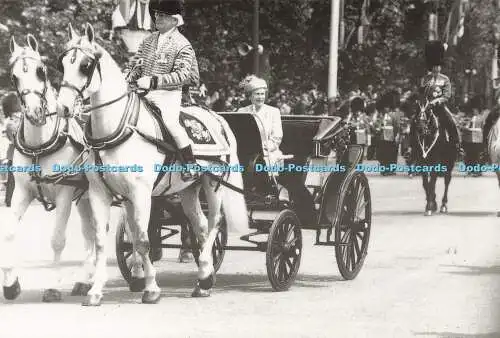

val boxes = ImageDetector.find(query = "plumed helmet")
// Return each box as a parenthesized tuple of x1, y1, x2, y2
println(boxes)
(1, 93, 21, 117)
(149, 0, 185, 19)
(350, 96, 365, 112)
(425, 40, 445, 69)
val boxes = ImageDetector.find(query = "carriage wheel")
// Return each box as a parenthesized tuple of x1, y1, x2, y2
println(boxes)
(115, 219, 134, 283)
(188, 217, 227, 273)
(335, 172, 371, 280)
(266, 209, 302, 291)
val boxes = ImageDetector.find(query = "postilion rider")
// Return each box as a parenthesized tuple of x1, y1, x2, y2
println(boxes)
(418, 41, 464, 157)
(128, 0, 199, 181)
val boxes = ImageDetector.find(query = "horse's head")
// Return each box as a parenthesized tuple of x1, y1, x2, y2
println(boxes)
(57, 23, 103, 118)
(9, 35, 53, 126)
(415, 98, 438, 137)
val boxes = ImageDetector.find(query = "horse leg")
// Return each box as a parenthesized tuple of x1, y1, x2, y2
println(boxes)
(422, 173, 431, 215)
(123, 201, 146, 292)
(126, 190, 161, 304)
(0, 185, 33, 300)
(178, 183, 213, 297)
(193, 175, 224, 297)
(178, 223, 194, 263)
(51, 187, 73, 263)
(71, 196, 95, 297)
(428, 173, 438, 213)
(440, 171, 452, 213)
(42, 187, 74, 303)
(82, 184, 112, 306)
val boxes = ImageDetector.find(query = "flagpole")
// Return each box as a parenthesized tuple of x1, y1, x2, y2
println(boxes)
(253, 0, 260, 76)
(328, 0, 341, 114)
(428, 0, 438, 41)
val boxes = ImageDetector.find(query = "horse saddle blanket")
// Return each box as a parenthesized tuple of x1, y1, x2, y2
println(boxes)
(143, 100, 230, 156)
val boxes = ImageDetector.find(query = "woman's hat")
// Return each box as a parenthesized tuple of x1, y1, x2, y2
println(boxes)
(240, 75, 268, 93)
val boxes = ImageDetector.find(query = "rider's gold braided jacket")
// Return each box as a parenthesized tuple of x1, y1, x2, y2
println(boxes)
(128, 29, 200, 90)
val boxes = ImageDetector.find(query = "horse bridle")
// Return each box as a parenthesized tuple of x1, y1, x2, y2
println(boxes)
(58, 44, 102, 102)
(10, 54, 51, 116)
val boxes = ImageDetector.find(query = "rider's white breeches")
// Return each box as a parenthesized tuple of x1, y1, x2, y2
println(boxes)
(146, 90, 192, 149)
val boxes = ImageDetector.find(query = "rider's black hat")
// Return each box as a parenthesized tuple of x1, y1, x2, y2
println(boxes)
(149, 0, 184, 17)
(425, 41, 445, 69)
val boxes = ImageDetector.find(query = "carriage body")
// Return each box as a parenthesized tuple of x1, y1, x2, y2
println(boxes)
(115, 111, 372, 291)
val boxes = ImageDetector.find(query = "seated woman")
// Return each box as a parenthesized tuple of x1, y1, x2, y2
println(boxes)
(238, 76, 315, 225)
(238, 75, 283, 167)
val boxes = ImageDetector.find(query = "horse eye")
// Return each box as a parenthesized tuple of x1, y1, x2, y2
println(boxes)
(36, 67, 46, 81)
(79, 61, 92, 76)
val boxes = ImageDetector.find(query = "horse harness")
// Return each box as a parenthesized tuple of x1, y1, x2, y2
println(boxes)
(14, 116, 89, 211)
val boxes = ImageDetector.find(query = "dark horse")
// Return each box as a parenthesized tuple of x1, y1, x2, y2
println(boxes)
(409, 99, 457, 216)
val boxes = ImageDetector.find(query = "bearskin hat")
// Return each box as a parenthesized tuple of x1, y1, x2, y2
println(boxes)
(425, 41, 445, 69)
(1, 93, 21, 117)
(387, 89, 400, 110)
(149, 0, 184, 19)
(469, 95, 485, 111)
(350, 96, 365, 113)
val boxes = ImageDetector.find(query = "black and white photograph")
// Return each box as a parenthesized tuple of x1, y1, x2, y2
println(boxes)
(0, 0, 499, 337)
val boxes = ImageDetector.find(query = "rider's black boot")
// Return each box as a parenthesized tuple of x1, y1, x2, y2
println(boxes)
(178, 145, 199, 182)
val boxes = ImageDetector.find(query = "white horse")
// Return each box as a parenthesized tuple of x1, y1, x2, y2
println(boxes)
(487, 105, 500, 216)
(1, 35, 96, 302)
(56, 23, 248, 306)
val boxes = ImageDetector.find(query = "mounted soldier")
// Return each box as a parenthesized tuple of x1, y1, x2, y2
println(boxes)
(128, 0, 200, 181)
(419, 41, 464, 156)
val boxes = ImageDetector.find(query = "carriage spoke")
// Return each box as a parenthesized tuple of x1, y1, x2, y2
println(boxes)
(354, 234, 362, 258)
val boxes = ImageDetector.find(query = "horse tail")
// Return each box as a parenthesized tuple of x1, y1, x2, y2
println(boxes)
(216, 116, 249, 233)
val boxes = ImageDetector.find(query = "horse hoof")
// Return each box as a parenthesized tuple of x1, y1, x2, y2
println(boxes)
(71, 282, 92, 296)
(178, 249, 194, 263)
(142, 290, 161, 304)
(425, 210, 433, 216)
(82, 294, 102, 306)
(440, 205, 448, 213)
(191, 285, 211, 298)
(42, 289, 62, 303)
(129, 277, 146, 292)
(3, 278, 21, 300)
(198, 274, 216, 290)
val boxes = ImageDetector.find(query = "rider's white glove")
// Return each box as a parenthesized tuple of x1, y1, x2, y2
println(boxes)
(137, 76, 152, 89)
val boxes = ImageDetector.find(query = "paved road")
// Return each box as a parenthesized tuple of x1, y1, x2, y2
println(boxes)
(0, 174, 499, 338)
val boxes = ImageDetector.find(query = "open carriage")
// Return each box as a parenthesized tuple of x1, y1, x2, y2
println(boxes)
(115, 112, 372, 291)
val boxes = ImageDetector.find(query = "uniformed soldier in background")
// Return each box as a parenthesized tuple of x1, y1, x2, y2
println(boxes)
(461, 95, 484, 176)
(419, 41, 463, 156)
(376, 91, 401, 175)
(2, 93, 22, 207)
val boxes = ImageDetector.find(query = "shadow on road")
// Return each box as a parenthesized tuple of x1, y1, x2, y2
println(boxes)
(440, 265, 500, 276)
(374, 210, 496, 217)
(413, 331, 500, 337)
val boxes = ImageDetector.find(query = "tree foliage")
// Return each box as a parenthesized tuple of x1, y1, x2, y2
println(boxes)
(0, 0, 498, 103)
